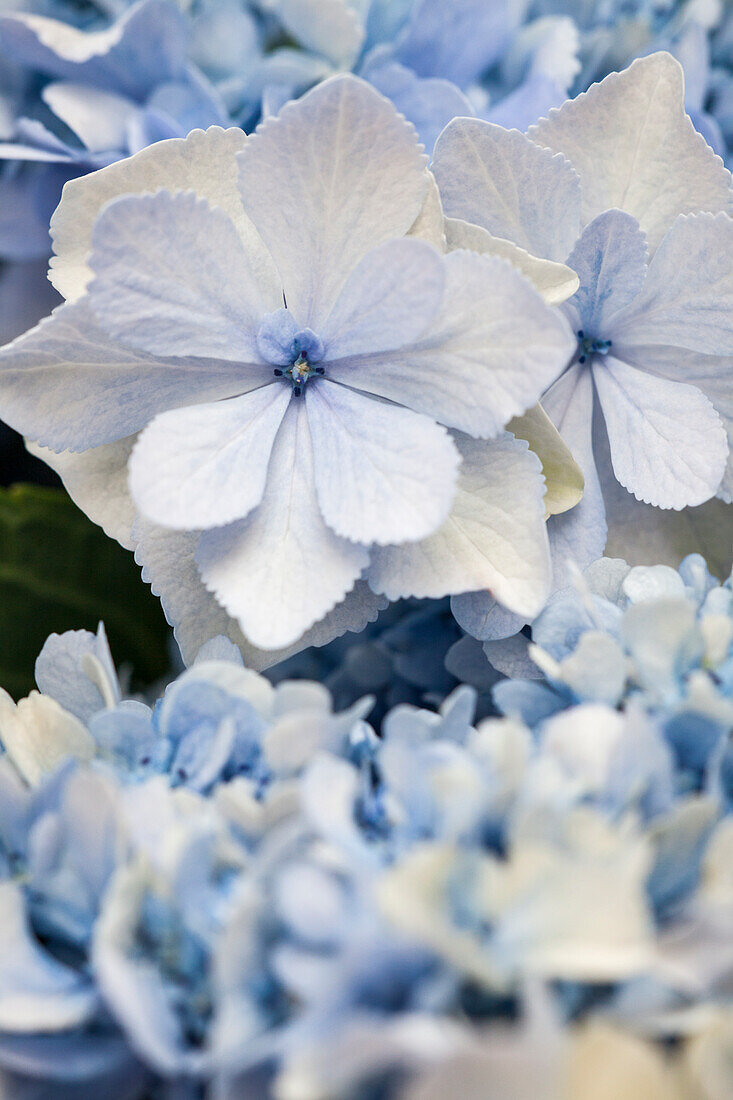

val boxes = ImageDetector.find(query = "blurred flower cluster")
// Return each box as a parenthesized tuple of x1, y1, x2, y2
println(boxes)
(1, 0, 732, 347)
(488, 553, 733, 800)
(0, 552, 730, 1097)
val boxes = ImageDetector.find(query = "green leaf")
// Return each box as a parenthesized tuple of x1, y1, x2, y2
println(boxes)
(0, 484, 170, 699)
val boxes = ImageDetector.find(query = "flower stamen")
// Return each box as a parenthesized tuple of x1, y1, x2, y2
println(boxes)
(274, 347, 325, 395)
(577, 330, 612, 365)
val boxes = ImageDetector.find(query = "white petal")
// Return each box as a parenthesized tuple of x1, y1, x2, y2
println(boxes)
(452, 590, 529, 642)
(195, 401, 370, 650)
(89, 191, 280, 362)
(407, 170, 446, 251)
(368, 433, 551, 619)
(135, 522, 259, 664)
(320, 238, 444, 359)
(0, 689, 94, 788)
(280, 583, 388, 656)
(306, 381, 460, 545)
(35, 622, 119, 723)
(329, 250, 575, 438)
(50, 125, 253, 302)
(543, 365, 608, 587)
(507, 403, 584, 518)
(135, 517, 385, 668)
(0, 299, 252, 451)
(566, 209, 648, 334)
(593, 356, 727, 508)
(27, 436, 136, 549)
(611, 213, 733, 355)
(432, 118, 582, 262)
(444, 217, 579, 305)
(129, 385, 291, 530)
(529, 52, 732, 253)
(620, 345, 733, 503)
(42, 82, 138, 153)
(236, 75, 428, 328)
(594, 418, 733, 576)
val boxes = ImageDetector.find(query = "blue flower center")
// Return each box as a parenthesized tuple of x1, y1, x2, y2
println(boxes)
(273, 339, 325, 397)
(576, 329, 612, 365)
(256, 312, 327, 395)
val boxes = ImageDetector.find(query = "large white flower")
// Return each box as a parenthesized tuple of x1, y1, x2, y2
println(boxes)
(432, 51, 733, 629)
(0, 76, 575, 662)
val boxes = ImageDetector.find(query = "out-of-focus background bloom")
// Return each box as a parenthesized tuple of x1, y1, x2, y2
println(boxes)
(0, 552, 731, 1096)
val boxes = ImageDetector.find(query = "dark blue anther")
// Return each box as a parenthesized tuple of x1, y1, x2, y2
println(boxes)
(578, 333, 613, 363)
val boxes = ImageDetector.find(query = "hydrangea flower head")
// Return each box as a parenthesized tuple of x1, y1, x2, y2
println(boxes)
(0, 75, 575, 661)
(0, 607, 731, 1097)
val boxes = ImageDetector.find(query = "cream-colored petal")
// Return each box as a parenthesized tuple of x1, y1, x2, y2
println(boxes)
(508, 403, 585, 518)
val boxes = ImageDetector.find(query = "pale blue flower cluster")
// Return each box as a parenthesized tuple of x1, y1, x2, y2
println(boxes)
(0, 598, 731, 1098)
(489, 553, 733, 802)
